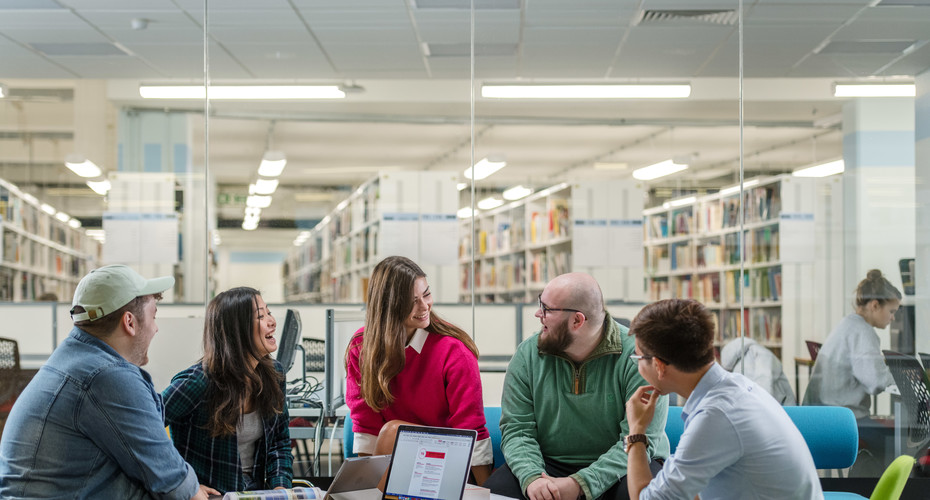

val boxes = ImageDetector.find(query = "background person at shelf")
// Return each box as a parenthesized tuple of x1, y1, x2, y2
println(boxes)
(484, 272, 668, 500)
(803, 268, 900, 475)
(719, 336, 796, 405)
(163, 287, 293, 494)
(625, 299, 821, 500)
(345, 255, 492, 485)
(0, 264, 217, 500)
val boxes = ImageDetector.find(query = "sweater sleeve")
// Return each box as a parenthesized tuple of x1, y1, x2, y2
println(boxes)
(499, 342, 547, 494)
(345, 329, 384, 450)
(849, 323, 896, 394)
(161, 365, 204, 427)
(442, 340, 491, 465)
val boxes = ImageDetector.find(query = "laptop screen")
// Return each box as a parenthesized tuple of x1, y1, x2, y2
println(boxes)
(383, 425, 477, 500)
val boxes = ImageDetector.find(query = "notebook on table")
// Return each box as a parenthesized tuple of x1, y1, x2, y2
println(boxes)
(382, 425, 477, 500)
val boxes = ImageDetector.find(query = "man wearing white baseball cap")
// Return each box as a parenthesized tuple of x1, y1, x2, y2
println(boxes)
(0, 265, 219, 500)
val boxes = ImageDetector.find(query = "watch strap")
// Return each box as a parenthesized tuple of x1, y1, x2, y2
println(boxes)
(624, 433, 648, 453)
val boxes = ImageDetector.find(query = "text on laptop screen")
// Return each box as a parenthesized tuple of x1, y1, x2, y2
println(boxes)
(383, 428, 476, 500)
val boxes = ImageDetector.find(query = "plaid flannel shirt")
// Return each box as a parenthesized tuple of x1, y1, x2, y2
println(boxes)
(162, 361, 293, 493)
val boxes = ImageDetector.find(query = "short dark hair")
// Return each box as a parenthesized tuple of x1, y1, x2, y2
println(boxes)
(74, 293, 162, 338)
(629, 298, 716, 373)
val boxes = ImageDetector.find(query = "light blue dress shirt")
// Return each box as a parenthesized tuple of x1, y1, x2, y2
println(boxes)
(0, 327, 199, 500)
(640, 364, 823, 500)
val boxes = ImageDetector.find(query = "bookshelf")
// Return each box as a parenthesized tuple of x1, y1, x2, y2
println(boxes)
(0, 178, 100, 302)
(643, 175, 827, 362)
(460, 180, 644, 303)
(284, 171, 460, 303)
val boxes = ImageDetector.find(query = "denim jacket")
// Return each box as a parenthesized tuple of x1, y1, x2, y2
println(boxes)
(0, 327, 199, 500)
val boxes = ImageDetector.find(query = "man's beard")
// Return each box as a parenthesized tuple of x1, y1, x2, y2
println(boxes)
(538, 318, 572, 355)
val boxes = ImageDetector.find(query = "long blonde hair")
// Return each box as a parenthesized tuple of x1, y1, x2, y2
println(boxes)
(349, 256, 478, 411)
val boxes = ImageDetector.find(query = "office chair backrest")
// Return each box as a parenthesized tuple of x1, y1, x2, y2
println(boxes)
(806, 340, 822, 361)
(666, 405, 858, 469)
(882, 350, 930, 453)
(869, 455, 914, 500)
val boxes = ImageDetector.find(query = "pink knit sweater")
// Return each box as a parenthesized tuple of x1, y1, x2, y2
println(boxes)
(345, 328, 490, 452)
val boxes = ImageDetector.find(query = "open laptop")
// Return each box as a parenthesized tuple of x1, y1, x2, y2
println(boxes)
(325, 455, 392, 500)
(382, 425, 478, 500)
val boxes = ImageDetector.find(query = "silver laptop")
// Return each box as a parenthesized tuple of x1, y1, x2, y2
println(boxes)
(325, 455, 392, 500)
(382, 425, 478, 500)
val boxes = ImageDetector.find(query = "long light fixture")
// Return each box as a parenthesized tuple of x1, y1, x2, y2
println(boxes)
(258, 151, 287, 177)
(793, 159, 845, 178)
(139, 85, 346, 99)
(0, 84, 7, 99)
(250, 178, 279, 195)
(833, 83, 915, 98)
(464, 157, 506, 180)
(64, 156, 102, 178)
(662, 196, 697, 209)
(86, 179, 111, 196)
(632, 159, 689, 181)
(719, 179, 760, 195)
(457, 207, 476, 219)
(40, 203, 56, 215)
(482, 84, 691, 99)
(503, 185, 533, 201)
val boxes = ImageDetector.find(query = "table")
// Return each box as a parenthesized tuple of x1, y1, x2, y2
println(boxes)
(794, 357, 815, 403)
(289, 405, 349, 476)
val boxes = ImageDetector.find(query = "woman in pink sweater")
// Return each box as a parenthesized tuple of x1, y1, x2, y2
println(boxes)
(345, 256, 492, 484)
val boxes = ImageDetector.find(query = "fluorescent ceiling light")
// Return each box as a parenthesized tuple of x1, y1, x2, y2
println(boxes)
(258, 151, 287, 177)
(40, 203, 56, 215)
(21, 193, 38, 205)
(482, 84, 691, 99)
(246, 195, 272, 208)
(55, 212, 70, 223)
(64, 156, 102, 178)
(719, 179, 760, 195)
(0, 84, 7, 99)
(793, 159, 845, 178)
(503, 185, 533, 201)
(464, 157, 506, 180)
(68, 219, 81, 229)
(632, 159, 689, 181)
(250, 178, 279, 195)
(833, 84, 915, 97)
(139, 85, 346, 99)
(662, 196, 697, 209)
(86, 179, 111, 195)
(242, 219, 259, 231)
(478, 197, 504, 210)
(457, 183, 468, 191)
(457, 207, 477, 219)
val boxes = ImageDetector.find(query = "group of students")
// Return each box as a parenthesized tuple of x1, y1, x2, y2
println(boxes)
(0, 255, 903, 500)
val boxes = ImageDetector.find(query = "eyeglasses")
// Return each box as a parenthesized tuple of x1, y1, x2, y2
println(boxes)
(537, 294, 583, 319)
(629, 354, 655, 362)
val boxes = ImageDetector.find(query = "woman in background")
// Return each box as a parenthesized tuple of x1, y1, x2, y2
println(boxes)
(163, 287, 292, 493)
(346, 256, 492, 484)
(803, 269, 900, 474)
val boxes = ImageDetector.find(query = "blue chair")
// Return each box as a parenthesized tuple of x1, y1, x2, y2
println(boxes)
(666, 405, 864, 499)
(484, 406, 505, 469)
(343, 407, 505, 467)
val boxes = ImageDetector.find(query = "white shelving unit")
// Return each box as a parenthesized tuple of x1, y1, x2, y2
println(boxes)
(0, 178, 100, 302)
(284, 171, 460, 303)
(643, 175, 834, 364)
(460, 180, 644, 303)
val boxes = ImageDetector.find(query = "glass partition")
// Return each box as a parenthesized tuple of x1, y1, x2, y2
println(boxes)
(0, 0, 925, 484)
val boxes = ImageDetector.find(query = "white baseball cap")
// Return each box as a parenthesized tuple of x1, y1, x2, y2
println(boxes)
(71, 265, 174, 322)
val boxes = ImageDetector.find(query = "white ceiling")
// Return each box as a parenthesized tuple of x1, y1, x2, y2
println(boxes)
(1, 0, 928, 227)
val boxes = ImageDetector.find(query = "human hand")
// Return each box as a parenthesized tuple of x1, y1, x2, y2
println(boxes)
(526, 474, 561, 500)
(626, 385, 659, 435)
(191, 484, 220, 500)
(549, 476, 582, 500)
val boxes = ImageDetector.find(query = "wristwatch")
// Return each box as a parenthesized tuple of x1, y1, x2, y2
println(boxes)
(624, 434, 648, 453)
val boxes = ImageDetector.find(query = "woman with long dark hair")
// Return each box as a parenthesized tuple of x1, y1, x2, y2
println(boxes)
(346, 256, 492, 484)
(163, 287, 292, 493)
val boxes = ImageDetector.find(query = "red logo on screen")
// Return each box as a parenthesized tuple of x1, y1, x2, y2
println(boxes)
(424, 451, 445, 459)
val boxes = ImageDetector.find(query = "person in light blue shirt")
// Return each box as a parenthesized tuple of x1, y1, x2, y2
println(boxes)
(0, 265, 218, 500)
(624, 299, 822, 500)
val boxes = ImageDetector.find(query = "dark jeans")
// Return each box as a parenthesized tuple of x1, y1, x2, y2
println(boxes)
(485, 457, 664, 500)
